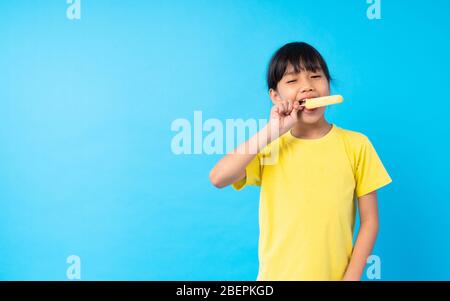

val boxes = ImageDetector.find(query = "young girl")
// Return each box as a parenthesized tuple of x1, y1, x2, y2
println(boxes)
(209, 42, 392, 281)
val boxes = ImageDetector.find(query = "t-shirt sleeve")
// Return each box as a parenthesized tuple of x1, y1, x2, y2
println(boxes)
(231, 153, 262, 191)
(355, 137, 392, 197)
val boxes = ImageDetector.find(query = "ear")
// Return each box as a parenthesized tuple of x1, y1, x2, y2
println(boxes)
(269, 88, 282, 105)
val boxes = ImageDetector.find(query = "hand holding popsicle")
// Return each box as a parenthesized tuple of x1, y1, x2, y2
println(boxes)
(268, 95, 343, 138)
(269, 100, 304, 136)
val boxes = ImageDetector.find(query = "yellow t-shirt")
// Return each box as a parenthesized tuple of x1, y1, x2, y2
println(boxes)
(232, 124, 392, 281)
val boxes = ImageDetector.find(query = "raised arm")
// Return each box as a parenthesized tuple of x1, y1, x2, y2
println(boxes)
(209, 100, 303, 188)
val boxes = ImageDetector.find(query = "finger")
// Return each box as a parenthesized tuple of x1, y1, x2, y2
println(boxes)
(273, 105, 281, 116)
(290, 102, 299, 116)
(280, 103, 285, 114)
(298, 101, 305, 110)
(283, 102, 289, 114)
(292, 101, 303, 115)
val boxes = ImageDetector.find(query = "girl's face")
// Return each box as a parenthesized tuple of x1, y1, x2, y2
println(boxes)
(269, 64, 330, 125)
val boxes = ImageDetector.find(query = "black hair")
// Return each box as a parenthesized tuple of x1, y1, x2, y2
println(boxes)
(267, 42, 331, 91)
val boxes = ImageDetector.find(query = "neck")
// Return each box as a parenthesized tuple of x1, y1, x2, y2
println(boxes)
(291, 118, 332, 139)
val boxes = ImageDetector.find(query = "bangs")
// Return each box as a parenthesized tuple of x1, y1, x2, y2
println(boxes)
(267, 42, 331, 90)
(286, 52, 324, 75)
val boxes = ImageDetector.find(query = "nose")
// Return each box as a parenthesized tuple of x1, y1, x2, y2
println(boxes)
(301, 85, 313, 93)
(299, 76, 314, 93)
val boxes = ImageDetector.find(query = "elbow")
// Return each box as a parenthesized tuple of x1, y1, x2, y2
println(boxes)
(373, 220, 380, 235)
(361, 218, 379, 234)
(209, 169, 227, 189)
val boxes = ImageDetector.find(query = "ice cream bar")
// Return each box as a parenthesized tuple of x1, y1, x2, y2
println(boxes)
(301, 95, 344, 109)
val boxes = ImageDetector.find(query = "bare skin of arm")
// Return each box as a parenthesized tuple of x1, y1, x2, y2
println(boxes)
(209, 100, 303, 188)
(343, 190, 379, 281)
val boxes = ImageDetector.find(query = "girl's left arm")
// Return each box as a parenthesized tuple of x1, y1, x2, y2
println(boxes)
(343, 190, 379, 281)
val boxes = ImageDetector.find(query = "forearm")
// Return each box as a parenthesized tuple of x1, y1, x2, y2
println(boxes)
(209, 123, 277, 188)
(343, 219, 379, 280)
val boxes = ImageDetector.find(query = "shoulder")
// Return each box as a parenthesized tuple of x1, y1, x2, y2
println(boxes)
(334, 126, 372, 151)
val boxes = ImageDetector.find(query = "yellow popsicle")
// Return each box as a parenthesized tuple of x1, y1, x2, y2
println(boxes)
(303, 95, 344, 109)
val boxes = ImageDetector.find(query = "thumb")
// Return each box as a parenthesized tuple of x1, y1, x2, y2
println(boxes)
(291, 101, 303, 116)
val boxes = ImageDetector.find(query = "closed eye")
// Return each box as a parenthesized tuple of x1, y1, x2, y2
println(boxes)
(287, 80, 297, 83)
(311, 75, 322, 78)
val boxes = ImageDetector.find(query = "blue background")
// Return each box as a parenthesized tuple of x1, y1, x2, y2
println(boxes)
(1, 0, 449, 280)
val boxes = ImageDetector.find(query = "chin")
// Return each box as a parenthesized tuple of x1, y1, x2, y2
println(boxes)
(301, 118, 321, 124)
(300, 114, 324, 124)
